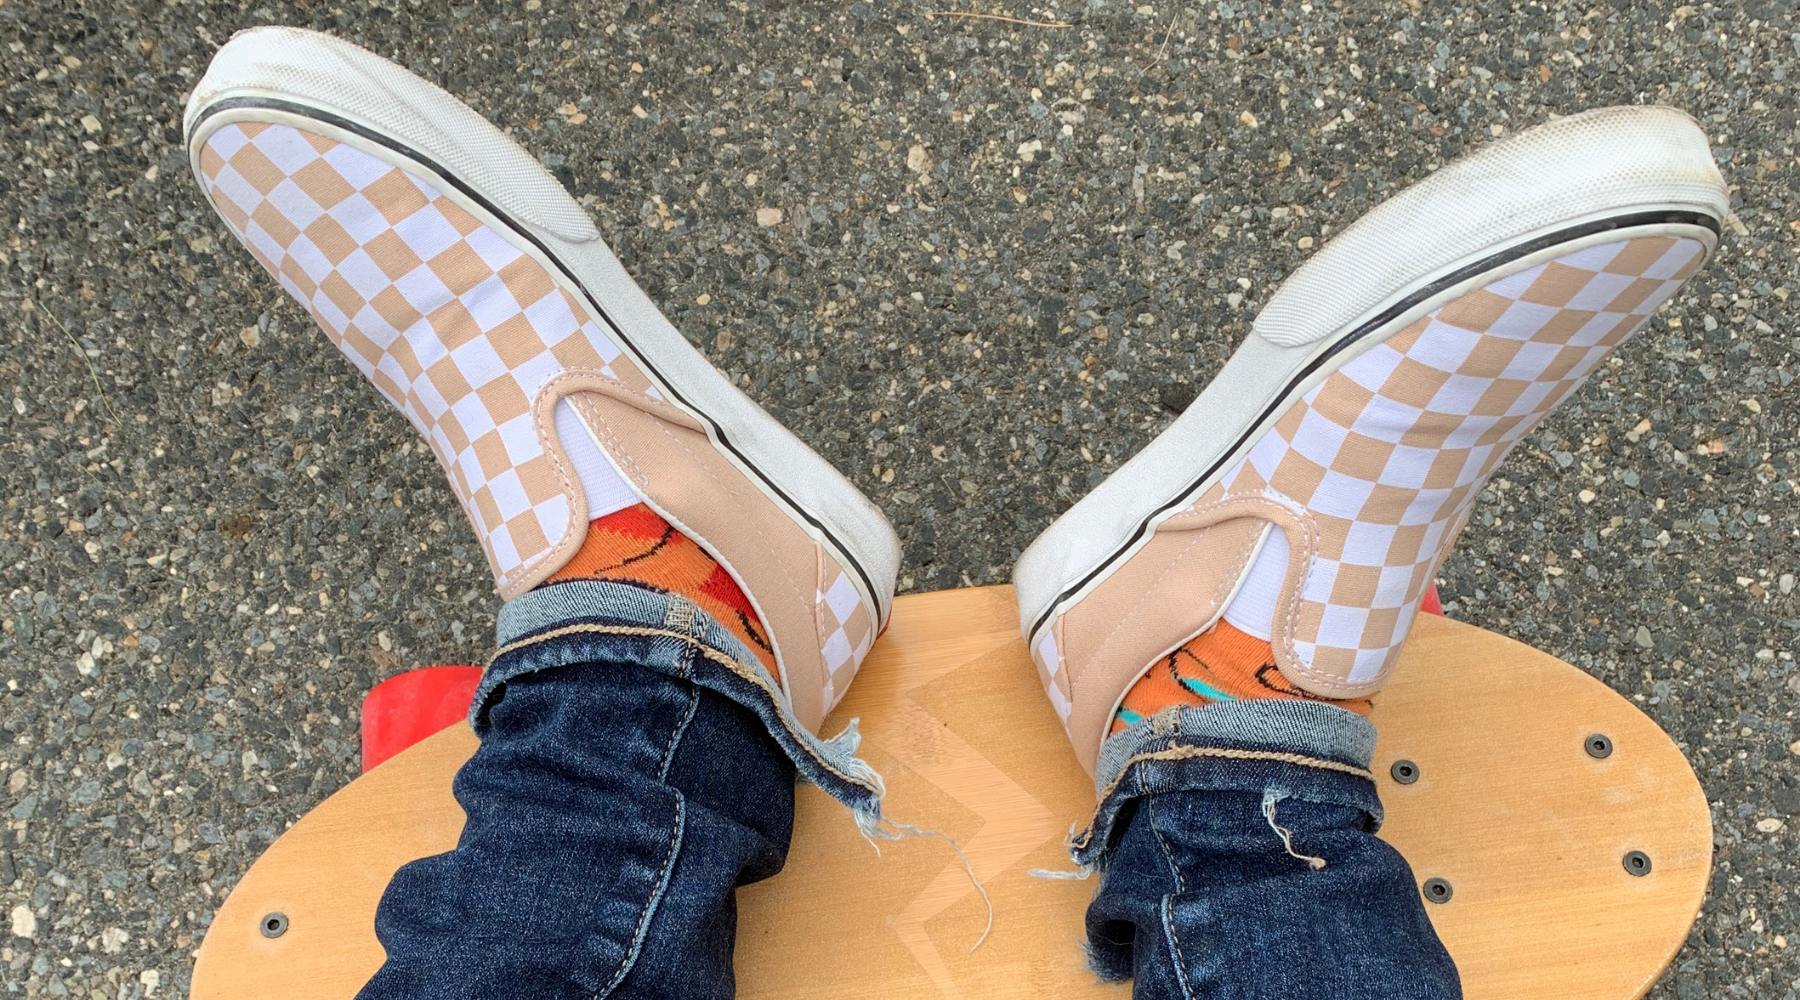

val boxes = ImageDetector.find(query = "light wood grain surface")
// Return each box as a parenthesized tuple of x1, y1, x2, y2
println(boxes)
(192, 585, 1711, 1000)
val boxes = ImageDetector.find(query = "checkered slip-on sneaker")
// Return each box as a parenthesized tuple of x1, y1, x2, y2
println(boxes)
(1014, 106, 1728, 774)
(185, 28, 899, 733)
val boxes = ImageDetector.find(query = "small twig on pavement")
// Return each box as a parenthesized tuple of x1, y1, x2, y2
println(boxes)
(1138, 11, 1180, 76)
(41, 306, 122, 426)
(926, 10, 1074, 28)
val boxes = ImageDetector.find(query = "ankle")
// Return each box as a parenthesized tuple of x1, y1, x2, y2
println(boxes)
(541, 504, 779, 681)
(1113, 621, 1371, 736)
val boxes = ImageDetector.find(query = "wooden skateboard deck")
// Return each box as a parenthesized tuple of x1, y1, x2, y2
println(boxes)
(192, 586, 1711, 1000)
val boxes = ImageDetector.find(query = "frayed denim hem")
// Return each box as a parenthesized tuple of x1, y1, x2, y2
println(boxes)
(476, 580, 890, 839)
(1070, 700, 1384, 873)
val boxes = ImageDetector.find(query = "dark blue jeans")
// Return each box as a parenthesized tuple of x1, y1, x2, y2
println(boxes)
(1078, 703, 1462, 999)
(361, 661, 793, 998)
(358, 584, 1459, 999)
(356, 581, 883, 1000)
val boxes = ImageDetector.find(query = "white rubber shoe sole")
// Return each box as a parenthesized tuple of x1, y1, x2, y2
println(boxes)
(1014, 106, 1728, 649)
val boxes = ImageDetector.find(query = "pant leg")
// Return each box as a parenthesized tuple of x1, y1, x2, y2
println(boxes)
(1075, 702, 1462, 1000)
(357, 659, 794, 1000)
(355, 581, 888, 1000)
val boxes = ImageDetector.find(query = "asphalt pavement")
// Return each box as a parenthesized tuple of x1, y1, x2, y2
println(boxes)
(1, 1, 1796, 996)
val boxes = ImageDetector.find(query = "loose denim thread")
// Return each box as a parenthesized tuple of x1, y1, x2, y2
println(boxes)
(1028, 866, 1096, 881)
(1029, 823, 1096, 881)
(868, 819, 997, 952)
(817, 720, 886, 820)
(814, 710, 995, 952)
(1261, 789, 1327, 870)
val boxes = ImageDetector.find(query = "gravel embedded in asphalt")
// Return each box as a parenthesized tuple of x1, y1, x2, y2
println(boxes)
(1, 1, 1797, 996)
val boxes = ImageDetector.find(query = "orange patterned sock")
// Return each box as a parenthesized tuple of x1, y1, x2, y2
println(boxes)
(1111, 621, 1370, 736)
(542, 504, 779, 681)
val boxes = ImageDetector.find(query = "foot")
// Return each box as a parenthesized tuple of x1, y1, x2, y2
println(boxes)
(1014, 106, 1727, 772)
(185, 27, 899, 732)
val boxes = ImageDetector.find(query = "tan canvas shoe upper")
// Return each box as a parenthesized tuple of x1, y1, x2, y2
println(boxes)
(187, 34, 895, 734)
(1038, 233, 1713, 774)
(1016, 108, 1726, 774)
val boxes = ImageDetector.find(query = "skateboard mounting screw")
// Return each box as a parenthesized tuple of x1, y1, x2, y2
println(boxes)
(1422, 878, 1453, 904)
(1584, 734, 1613, 759)
(1390, 760, 1420, 784)
(260, 912, 289, 939)
(1623, 851, 1653, 877)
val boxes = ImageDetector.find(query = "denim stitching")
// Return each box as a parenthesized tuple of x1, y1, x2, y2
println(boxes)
(598, 623, 696, 999)
(1158, 894, 1200, 1000)
(594, 796, 686, 1000)
(657, 635, 702, 786)
(663, 592, 700, 638)
(659, 694, 701, 785)
(1143, 786, 1189, 895)
(490, 623, 741, 666)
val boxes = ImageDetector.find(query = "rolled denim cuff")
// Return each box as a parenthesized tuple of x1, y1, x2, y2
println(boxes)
(475, 580, 887, 833)
(1071, 700, 1382, 871)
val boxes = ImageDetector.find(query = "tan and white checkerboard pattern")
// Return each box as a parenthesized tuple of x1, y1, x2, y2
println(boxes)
(1034, 628, 1073, 727)
(197, 121, 661, 594)
(817, 561, 876, 714)
(199, 120, 884, 704)
(1214, 236, 1706, 692)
